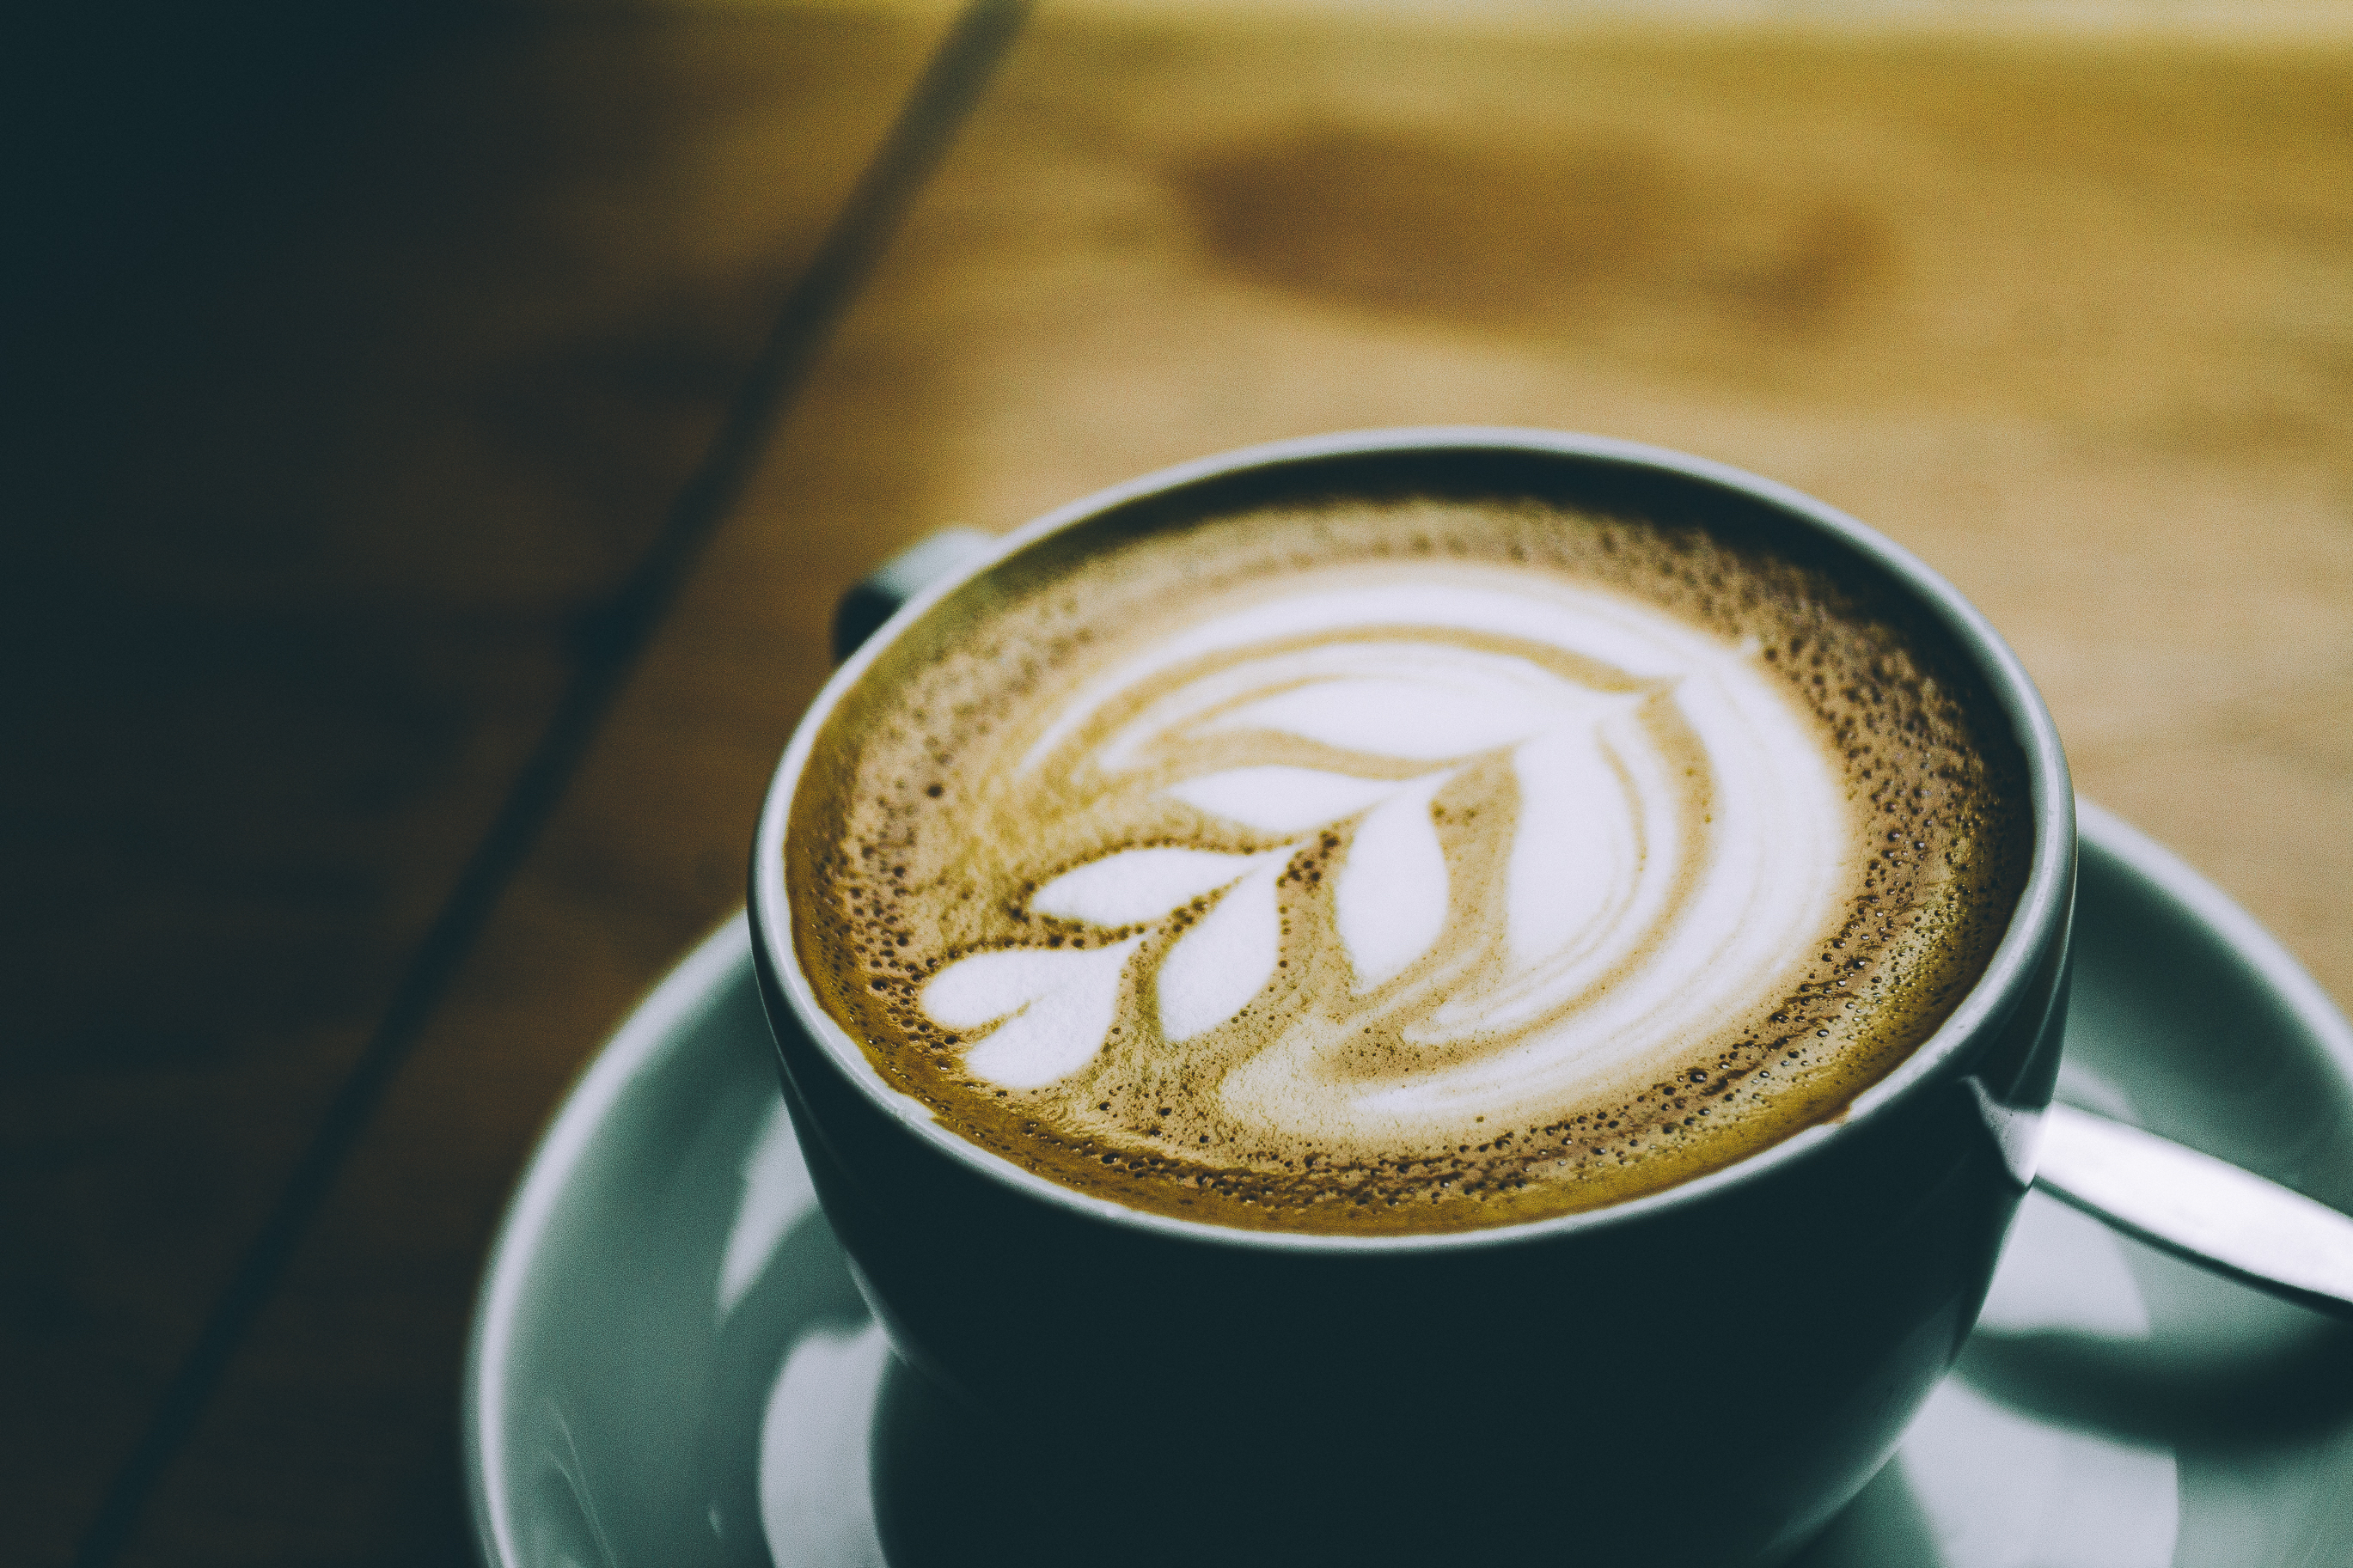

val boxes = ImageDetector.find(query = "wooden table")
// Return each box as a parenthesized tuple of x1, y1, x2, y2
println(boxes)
(5, 3, 2348, 1562)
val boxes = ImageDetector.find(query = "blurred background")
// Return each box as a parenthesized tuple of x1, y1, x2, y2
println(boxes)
(3, 0, 2349, 1562)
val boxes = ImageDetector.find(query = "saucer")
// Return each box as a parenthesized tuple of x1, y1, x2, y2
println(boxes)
(465, 801, 2353, 1568)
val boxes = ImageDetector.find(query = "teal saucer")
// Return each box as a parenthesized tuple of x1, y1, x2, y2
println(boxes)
(465, 801, 2353, 1568)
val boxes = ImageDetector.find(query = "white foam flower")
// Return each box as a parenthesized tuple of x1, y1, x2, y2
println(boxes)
(1176, 764, 1461, 993)
(1166, 766, 1398, 835)
(1333, 773, 1452, 992)
(937, 753, 1476, 1086)
(933, 848, 1292, 1089)
(1158, 855, 1289, 1041)
(926, 570, 1845, 1131)
(1032, 847, 1262, 926)
(924, 937, 1145, 1089)
(1210, 674, 1553, 760)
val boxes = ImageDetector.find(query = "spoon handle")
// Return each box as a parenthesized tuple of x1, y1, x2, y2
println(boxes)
(2034, 1102, 2353, 1321)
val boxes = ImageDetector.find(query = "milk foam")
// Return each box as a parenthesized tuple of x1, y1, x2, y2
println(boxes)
(792, 495, 2032, 1231)
(918, 568, 1849, 1149)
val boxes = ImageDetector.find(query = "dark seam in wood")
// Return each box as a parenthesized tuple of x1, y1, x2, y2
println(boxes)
(66, 4, 1033, 1563)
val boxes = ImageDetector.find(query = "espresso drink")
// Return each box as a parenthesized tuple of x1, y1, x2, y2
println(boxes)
(786, 491, 2030, 1232)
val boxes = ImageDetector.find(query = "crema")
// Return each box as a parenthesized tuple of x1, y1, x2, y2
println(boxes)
(787, 494, 2029, 1231)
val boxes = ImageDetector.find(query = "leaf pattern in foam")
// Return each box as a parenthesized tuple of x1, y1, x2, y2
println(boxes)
(925, 936, 1145, 1089)
(1208, 677, 1551, 760)
(1505, 727, 1642, 969)
(1157, 855, 1288, 1041)
(1031, 846, 1264, 927)
(1167, 766, 1403, 834)
(1335, 774, 1452, 992)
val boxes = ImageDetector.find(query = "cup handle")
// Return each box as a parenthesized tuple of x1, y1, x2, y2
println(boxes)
(833, 528, 1000, 662)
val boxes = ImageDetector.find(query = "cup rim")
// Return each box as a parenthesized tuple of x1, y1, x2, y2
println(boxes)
(749, 426, 2075, 1255)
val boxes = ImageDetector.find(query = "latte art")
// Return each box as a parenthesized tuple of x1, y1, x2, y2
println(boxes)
(787, 495, 2031, 1231)
(919, 574, 1850, 1151)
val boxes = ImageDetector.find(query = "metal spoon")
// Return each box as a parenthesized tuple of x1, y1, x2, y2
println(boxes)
(2037, 1103, 2353, 1320)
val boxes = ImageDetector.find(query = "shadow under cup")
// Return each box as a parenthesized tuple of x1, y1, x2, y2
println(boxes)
(748, 430, 2076, 1567)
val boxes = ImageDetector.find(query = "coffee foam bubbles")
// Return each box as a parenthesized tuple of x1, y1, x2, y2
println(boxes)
(791, 496, 2032, 1231)
(916, 566, 1850, 1155)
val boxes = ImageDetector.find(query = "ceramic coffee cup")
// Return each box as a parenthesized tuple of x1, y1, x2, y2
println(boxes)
(748, 430, 2075, 1567)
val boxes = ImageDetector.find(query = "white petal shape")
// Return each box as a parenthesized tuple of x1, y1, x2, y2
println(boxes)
(1211, 678, 1549, 760)
(1168, 766, 1402, 834)
(921, 947, 1081, 1028)
(1335, 775, 1451, 992)
(1157, 856, 1287, 1041)
(949, 937, 1145, 1089)
(1025, 586, 1687, 776)
(1505, 724, 1641, 969)
(1032, 847, 1262, 926)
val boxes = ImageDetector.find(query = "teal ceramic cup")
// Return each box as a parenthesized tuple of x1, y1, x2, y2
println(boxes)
(748, 429, 2076, 1567)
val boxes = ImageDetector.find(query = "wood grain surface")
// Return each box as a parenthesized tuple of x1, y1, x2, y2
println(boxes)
(2, 9, 959, 1563)
(6, 3, 2350, 1563)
